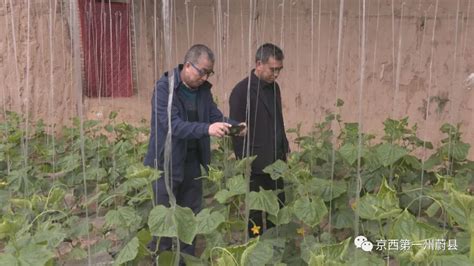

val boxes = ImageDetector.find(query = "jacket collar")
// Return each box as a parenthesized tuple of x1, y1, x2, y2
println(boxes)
(248, 69, 280, 120)
(249, 69, 274, 90)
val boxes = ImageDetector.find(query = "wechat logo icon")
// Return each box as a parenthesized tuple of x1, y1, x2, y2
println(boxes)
(354, 235, 373, 252)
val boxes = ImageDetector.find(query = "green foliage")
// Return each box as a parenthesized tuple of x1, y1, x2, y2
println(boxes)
(1, 111, 473, 265)
(148, 205, 197, 245)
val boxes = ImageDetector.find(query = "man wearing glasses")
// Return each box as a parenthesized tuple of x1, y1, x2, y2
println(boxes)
(144, 44, 246, 257)
(229, 43, 289, 237)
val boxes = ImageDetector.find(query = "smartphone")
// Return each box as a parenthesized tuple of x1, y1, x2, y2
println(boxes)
(228, 124, 245, 136)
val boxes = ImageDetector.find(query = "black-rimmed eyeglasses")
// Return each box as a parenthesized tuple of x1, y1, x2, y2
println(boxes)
(189, 62, 214, 78)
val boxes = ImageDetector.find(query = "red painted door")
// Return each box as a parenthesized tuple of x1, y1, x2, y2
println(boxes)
(78, 0, 132, 97)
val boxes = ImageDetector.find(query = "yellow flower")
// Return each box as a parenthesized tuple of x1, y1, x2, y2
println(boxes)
(296, 227, 305, 236)
(250, 224, 261, 235)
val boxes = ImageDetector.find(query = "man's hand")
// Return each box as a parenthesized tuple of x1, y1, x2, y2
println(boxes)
(237, 122, 247, 136)
(209, 122, 231, 137)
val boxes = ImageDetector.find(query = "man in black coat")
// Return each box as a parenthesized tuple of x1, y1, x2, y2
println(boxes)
(229, 43, 289, 237)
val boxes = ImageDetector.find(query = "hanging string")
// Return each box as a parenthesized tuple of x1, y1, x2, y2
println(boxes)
(2, 0, 10, 174)
(355, 0, 366, 239)
(239, 0, 244, 77)
(461, 0, 472, 57)
(446, 0, 461, 177)
(70, 0, 92, 264)
(161, 0, 180, 263)
(279, 0, 285, 49)
(371, 0, 380, 89)
(418, 0, 439, 217)
(390, 0, 396, 114)
(328, 0, 344, 235)
(317, 0, 321, 105)
(185, 0, 190, 48)
(392, 2, 405, 119)
(243, 0, 256, 244)
(389, 2, 405, 185)
(23, 0, 31, 170)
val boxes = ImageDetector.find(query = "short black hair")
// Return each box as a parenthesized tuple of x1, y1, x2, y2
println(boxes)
(184, 44, 215, 64)
(255, 43, 284, 63)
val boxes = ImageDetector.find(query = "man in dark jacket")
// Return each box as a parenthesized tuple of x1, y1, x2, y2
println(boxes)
(144, 44, 245, 256)
(229, 43, 289, 237)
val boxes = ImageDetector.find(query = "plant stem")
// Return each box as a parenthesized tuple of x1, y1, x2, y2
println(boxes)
(470, 231, 474, 262)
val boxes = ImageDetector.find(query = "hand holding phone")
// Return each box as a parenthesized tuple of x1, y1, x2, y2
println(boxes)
(228, 124, 245, 136)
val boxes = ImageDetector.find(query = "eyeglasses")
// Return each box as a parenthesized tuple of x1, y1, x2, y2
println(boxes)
(269, 66, 283, 74)
(189, 62, 214, 78)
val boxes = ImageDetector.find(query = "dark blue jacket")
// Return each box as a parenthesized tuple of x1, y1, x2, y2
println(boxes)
(144, 65, 228, 181)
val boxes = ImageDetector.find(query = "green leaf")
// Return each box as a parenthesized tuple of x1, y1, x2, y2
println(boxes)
(83, 119, 100, 129)
(157, 251, 179, 266)
(376, 143, 408, 166)
(66, 216, 90, 238)
(215, 189, 238, 204)
(207, 166, 224, 183)
(33, 223, 66, 248)
(440, 123, 457, 134)
(348, 249, 385, 265)
(105, 210, 121, 227)
(451, 142, 470, 161)
(301, 237, 351, 264)
(222, 240, 256, 265)
(47, 187, 66, 207)
(148, 205, 177, 238)
(113, 237, 139, 266)
(196, 208, 225, 235)
(306, 178, 346, 202)
(181, 253, 206, 266)
(18, 243, 54, 266)
(429, 255, 472, 265)
(241, 240, 273, 266)
(7, 168, 34, 194)
(383, 117, 408, 142)
(148, 205, 197, 244)
(214, 251, 238, 266)
(126, 164, 160, 180)
(390, 209, 443, 241)
(236, 156, 257, 175)
(425, 202, 441, 218)
(308, 254, 325, 266)
(362, 149, 382, 171)
(423, 154, 442, 171)
(136, 229, 152, 260)
(445, 189, 474, 230)
(109, 111, 118, 120)
(105, 206, 142, 230)
(331, 208, 354, 229)
(267, 206, 292, 226)
(293, 196, 328, 227)
(263, 160, 289, 180)
(354, 179, 402, 220)
(214, 175, 246, 203)
(226, 175, 246, 194)
(0, 253, 18, 266)
(403, 155, 422, 170)
(85, 166, 107, 181)
(105, 124, 114, 133)
(339, 143, 364, 165)
(119, 178, 149, 193)
(249, 189, 280, 216)
(58, 154, 81, 173)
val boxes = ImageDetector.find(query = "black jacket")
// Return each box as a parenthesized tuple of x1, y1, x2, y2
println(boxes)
(229, 70, 289, 174)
